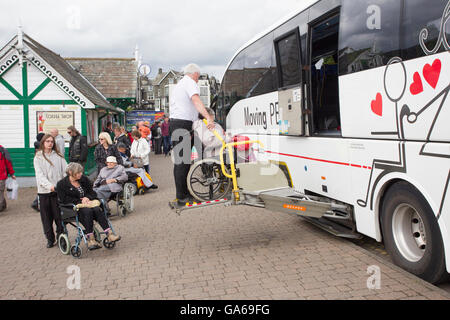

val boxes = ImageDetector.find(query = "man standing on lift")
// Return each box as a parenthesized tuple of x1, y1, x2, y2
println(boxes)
(169, 63, 215, 207)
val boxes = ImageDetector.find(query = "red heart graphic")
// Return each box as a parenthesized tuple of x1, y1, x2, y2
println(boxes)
(423, 59, 441, 89)
(410, 72, 424, 95)
(371, 93, 383, 117)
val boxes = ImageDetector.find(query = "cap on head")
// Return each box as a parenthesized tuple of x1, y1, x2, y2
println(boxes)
(106, 156, 117, 163)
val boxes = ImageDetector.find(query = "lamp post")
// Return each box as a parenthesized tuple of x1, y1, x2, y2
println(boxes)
(135, 45, 141, 109)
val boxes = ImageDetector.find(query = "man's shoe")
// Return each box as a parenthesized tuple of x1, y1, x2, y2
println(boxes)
(149, 184, 158, 190)
(47, 240, 55, 248)
(177, 197, 195, 207)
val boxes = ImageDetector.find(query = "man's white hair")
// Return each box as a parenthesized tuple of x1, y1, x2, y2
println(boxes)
(183, 63, 201, 75)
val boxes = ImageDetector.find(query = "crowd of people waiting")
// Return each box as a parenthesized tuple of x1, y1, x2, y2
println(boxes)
(0, 120, 164, 249)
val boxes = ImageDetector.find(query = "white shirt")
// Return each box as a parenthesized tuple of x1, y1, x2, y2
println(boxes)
(169, 76, 200, 122)
(55, 135, 65, 155)
(34, 150, 67, 194)
(130, 138, 150, 166)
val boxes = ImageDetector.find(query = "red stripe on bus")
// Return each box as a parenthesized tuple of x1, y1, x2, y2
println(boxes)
(265, 150, 371, 170)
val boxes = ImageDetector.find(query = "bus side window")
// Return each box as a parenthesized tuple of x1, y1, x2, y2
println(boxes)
(221, 52, 246, 128)
(274, 30, 302, 88)
(244, 32, 276, 98)
(339, 0, 402, 76)
(402, 0, 450, 60)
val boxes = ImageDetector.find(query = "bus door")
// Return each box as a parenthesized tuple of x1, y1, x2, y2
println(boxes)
(274, 28, 306, 136)
(308, 10, 341, 136)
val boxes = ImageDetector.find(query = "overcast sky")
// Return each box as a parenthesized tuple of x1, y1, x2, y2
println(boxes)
(0, 0, 316, 81)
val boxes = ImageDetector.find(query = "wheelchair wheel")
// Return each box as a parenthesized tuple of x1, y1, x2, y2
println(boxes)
(123, 183, 135, 212)
(138, 188, 145, 196)
(118, 205, 127, 217)
(103, 238, 116, 249)
(130, 183, 138, 196)
(187, 158, 232, 202)
(58, 234, 70, 255)
(70, 245, 82, 259)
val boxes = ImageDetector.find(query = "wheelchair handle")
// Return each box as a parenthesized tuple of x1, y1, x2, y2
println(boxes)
(202, 119, 226, 147)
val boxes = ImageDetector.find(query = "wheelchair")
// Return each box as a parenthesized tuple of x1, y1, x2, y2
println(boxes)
(126, 171, 157, 196)
(104, 179, 135, 218)
(57, 200, 119, 259)
(187, 136, 252, 202)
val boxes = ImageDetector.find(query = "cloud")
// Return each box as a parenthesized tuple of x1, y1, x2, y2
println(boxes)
(0, 0, 317, 81)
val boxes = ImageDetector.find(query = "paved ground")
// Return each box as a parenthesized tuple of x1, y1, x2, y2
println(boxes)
(0, 154, 449, 300)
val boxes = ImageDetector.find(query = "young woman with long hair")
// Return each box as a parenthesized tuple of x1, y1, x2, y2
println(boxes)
(34, 134, 67, 248)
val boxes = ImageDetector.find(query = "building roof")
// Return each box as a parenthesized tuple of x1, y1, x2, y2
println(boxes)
(22, 34, 122, 112)
(65, 57, 137, 99)
(153, 70, 181, 86)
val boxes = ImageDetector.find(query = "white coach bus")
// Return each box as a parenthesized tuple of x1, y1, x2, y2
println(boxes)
(214, 0, 450, 283)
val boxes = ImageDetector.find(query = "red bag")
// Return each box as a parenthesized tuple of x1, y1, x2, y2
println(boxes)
(233, 136, 251, 151)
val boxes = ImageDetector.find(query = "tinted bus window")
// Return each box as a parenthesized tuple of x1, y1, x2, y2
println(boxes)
(402, 0, 450, 60)
(222, 52, 245, 98)
(244, 32, 276, 98)
(339, 0, 402, 75)
(273, 11, 308, 65)
(309, 0, 341, 23)
(275, 31, 302, 87)
(221, 52, 246, 128)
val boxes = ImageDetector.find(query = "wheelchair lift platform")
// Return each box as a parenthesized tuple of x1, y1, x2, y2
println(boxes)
(171, 185, 361, 239)
(170, 123, 362, 239)
(173, 186, 343, 219)
(172, 159, 361, 233)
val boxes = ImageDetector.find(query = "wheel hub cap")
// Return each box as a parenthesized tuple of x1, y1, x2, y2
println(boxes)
(392, 204, 426, 262)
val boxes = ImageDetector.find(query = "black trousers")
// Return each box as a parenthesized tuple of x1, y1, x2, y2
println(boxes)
(169, 119, 193, 200)
(155, 138, 163, 154)
(38, 193, 63, 242)
(77, 207, 110, 235)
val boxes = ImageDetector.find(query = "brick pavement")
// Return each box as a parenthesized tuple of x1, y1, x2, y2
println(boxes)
(0, 154, 449, 300)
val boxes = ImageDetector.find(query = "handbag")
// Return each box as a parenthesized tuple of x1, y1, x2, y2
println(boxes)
(131, 140, 145, 168)
(6, 177, 18, 200)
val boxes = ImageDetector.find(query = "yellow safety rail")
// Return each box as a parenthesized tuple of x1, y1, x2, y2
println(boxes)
(202, 119, 264, 202)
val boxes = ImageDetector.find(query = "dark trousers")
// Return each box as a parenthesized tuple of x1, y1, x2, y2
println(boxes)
(155, 138, 163, 154)
(77, 207, 110, 235)
(0, 179, 6, 212)
(38, 193, 63, 242)
(162, 136, 171, 155)
(169, 119, 193, 200)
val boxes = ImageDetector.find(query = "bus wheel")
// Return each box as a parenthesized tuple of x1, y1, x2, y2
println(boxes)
(381, 182, 449, 284)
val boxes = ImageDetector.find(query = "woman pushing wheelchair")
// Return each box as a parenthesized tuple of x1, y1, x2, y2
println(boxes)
(56, 162, 121, 251)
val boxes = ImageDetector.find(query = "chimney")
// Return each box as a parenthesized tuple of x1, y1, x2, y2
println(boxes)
(158, 68, 163, 75)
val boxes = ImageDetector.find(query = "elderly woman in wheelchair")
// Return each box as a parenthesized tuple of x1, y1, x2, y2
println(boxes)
(56, 162, 121, 257)
(93, 156, 129, 214)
